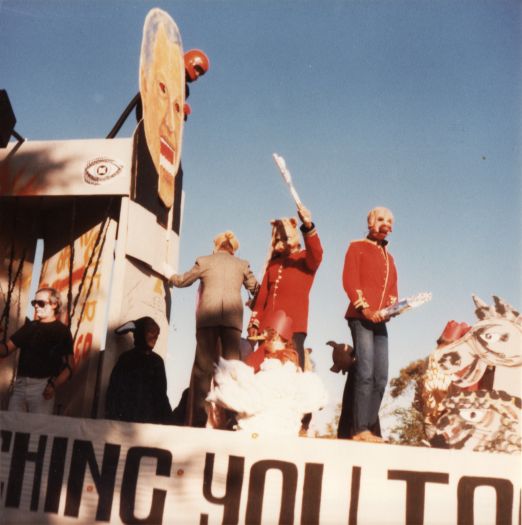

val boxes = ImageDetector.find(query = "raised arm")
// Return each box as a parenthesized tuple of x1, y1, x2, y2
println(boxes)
(298, 205, 323, 272)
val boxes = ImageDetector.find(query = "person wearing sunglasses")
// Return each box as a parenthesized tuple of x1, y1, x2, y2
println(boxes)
(0, 287, 74, 414)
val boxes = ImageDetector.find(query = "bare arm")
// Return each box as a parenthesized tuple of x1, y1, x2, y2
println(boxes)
(43, 354, 74, 400)
(0, 339, 17, 358)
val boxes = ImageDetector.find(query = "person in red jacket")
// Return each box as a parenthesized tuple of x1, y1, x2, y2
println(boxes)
(338, 206, 398, 443)
(248, 204, 323, 371)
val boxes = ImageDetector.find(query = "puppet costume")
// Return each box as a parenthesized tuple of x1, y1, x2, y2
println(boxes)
(343, 238, 398, 320)
(250, 218, 322, 435)
(250, 224, 322, 341)
(169, 233, 259, 427)
(339, 227, 399, 441)
(170, 251, 257, 329)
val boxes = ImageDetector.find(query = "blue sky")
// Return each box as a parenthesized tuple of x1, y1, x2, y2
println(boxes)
(2, 0, 520, 428)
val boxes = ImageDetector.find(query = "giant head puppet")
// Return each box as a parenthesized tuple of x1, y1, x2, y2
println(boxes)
(139, 8, 185, 208)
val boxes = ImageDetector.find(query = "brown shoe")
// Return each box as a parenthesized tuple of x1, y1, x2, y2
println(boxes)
(352, 430, 383, 443)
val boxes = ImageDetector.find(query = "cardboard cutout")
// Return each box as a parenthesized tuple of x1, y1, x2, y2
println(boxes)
(423, 295, 521, 453)
(139, 8, 184, 209)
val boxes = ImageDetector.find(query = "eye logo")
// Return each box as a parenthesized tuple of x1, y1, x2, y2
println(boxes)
(84, 157, 123, 185)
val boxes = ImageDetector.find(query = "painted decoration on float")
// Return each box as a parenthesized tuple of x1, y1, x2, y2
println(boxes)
(422, 295, 521, 453)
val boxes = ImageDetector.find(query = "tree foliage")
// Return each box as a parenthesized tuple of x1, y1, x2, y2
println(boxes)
(387, 358, 430, 446)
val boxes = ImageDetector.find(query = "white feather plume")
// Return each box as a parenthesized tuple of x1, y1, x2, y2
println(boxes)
(207, 358, 328, 436)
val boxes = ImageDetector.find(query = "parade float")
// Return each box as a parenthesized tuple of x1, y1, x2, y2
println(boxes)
(0, 8, 520, 524)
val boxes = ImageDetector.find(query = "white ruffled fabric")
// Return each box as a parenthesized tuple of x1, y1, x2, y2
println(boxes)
(206, 357, 328, 436)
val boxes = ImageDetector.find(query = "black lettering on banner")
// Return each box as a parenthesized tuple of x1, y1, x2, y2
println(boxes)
(388, 470, 449, 525)
(5, 432, 47, 511)
(65, 439, 121, 521)
(1, 430, 12, 452)
(301, 463, 323, 525)
(457, 476, 514, 525)
(120, 446, 172, 525)
(200, 453, 245, 525)
(246, 460, 298, 525)
(44, 437, 68, 513)
(349, 466, 362, 525)
(0, 431, 13, 499)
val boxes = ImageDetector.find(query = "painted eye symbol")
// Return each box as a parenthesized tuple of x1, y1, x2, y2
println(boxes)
(84, 158, 123, 185)
(479, 331, 508, 345)
(459, 408, 487, 423)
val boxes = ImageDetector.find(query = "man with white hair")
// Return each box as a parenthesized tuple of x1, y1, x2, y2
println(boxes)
(339, 207, 398, 442)
(0, 287, 74, 414)
(166, 231, 258, 427)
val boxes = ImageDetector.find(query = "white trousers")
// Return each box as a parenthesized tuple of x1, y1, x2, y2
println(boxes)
(8, 376, 54, 414)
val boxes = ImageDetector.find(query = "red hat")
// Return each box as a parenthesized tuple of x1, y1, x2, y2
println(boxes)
(437, 320, 471, 346)
(263, 310, 293, 341)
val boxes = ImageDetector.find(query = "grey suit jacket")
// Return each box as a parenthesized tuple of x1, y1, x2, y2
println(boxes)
(169, 251, 258, 330)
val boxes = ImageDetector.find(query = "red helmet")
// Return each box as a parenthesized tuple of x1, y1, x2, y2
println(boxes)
(184, 49, 210, 82)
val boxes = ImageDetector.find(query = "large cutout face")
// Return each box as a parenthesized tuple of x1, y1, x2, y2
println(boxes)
(140, 10, 184, 208)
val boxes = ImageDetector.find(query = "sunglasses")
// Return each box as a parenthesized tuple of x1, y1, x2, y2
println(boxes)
(31, 299, 51, 308)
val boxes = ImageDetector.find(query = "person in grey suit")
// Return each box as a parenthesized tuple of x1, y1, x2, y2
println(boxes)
(167, 230, 259, 427)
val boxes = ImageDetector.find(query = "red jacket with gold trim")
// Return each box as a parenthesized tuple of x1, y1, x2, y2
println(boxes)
(250, 227, 323, 334)
(343, 238, 398, 320)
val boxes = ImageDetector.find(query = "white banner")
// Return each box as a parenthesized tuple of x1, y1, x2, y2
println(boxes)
(0, 411, 519, 524)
